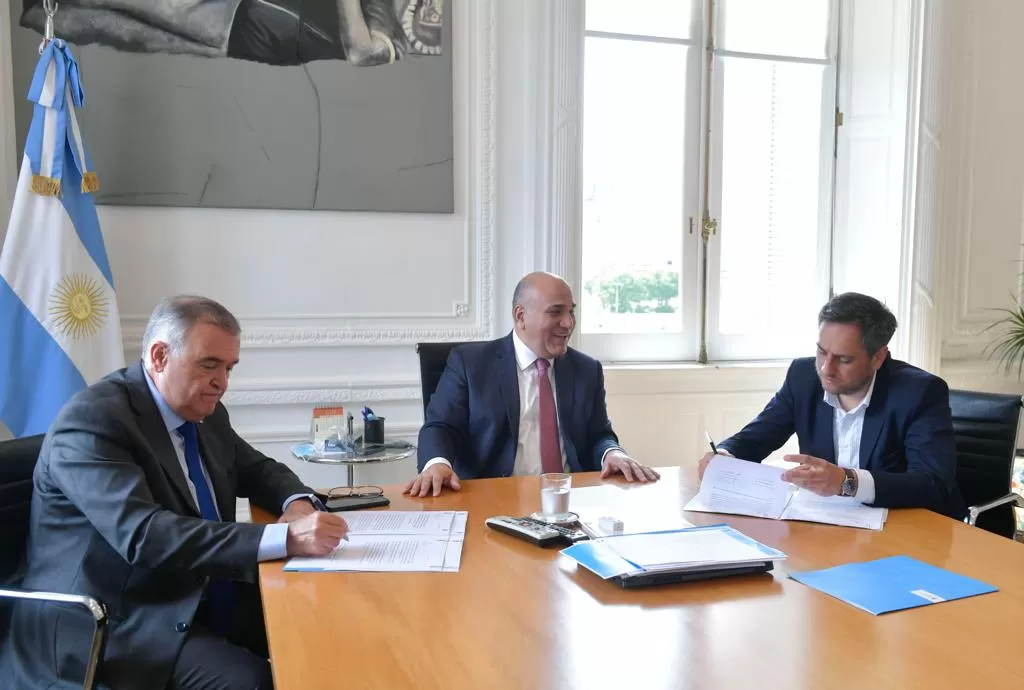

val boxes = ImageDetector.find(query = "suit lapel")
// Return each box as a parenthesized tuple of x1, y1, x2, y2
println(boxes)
(125, 362, 200, 516)
(495, 337, 521, 449)
(553, 355, 575, 435)
(196, 423, 235, 522)
(858, 363, 889, 470)
(813, 397, 836, 463)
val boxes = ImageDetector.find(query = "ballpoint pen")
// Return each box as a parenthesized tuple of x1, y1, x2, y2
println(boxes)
(705, 431, 718, 455)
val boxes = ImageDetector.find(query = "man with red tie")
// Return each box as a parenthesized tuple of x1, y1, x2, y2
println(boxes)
(405, 272, 660, 497)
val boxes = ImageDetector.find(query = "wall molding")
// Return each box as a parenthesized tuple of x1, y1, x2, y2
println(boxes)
(223, 377, 422, 406)
(535, 0, 584, 294)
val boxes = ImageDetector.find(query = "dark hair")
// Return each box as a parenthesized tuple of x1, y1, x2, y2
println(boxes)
(142, 295, 241, 359)
(817, 292, 897, 356)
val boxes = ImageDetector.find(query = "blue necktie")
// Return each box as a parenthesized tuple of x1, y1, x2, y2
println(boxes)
(178, 421, 235, 636)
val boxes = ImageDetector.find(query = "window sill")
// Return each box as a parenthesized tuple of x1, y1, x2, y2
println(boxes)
(602, 360, 790, 396)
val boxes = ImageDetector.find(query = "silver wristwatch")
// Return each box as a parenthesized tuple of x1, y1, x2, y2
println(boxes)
(839, 468, 858, 497)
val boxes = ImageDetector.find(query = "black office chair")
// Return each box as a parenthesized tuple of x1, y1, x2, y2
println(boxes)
(949, 390, 1024, 538)
(0, 434, 108, 689)
(415, 342, 475, 415)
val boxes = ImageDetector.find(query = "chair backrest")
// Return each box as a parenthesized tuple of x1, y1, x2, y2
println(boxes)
(948, 389, 1022, 538)
(0, 434, 43, 584)
(415, 342, 470, 416)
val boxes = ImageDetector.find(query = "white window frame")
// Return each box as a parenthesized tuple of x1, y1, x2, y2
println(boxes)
(574, 0, 916, 365)
(579, 2, 704, 363)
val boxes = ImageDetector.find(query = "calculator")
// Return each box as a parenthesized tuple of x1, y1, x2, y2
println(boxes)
(485, 516, 589, 547)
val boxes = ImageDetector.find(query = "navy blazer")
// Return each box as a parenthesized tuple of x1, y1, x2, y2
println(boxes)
(719, 356, 965, 518)
(417, 334, 621, 478)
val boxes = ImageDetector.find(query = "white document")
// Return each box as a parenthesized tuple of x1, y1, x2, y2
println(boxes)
(781, 491, 887, 530)
(684, 456, 887, 530)
(604, 528, 785, 570)
(283, 511, 468, 572)
(341, 510, 467, 537)
(684, 456, 796, 519)
(570, 485, 694, 536)
(284, 535, 464, 573)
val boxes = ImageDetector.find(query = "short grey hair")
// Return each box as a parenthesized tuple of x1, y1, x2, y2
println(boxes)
(141, 295, 241, 359)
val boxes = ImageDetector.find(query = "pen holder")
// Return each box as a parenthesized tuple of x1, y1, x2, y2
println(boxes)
(364, 417, 386, 445)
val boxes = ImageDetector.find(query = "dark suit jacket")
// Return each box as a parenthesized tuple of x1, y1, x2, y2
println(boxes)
(0, 361, 312, 690)
(719, 356, 965, 518)
(417, 334, 621, 478)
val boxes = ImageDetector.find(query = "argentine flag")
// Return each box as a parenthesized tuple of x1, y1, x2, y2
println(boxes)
(0, 39, 124, 438)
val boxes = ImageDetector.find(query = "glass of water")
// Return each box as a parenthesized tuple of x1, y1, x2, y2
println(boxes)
(539, 473, 572, 521)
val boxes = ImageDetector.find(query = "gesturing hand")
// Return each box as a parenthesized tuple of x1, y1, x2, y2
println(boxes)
(781, 454, 846, 496)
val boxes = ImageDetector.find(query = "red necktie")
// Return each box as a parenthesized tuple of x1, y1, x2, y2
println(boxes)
(534, 358, 562, 473)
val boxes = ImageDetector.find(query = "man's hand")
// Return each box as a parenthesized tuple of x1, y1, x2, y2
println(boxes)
(600, 450, 660, 483)
(403, 464, 462, 497)
(781, 454, 846, 496)
(277, 498, 318, 524)
(698, 448, 733, 480)
(285, 512, 350, 557)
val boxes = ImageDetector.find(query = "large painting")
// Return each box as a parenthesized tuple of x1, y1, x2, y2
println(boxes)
(9, 1, 452, 213)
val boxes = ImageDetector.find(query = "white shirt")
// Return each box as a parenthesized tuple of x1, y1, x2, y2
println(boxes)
(424, 331, 620, 475)
(823, 375, 878, 503)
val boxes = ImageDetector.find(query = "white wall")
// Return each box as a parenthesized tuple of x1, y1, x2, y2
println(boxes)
(928, 0, 1024, 400)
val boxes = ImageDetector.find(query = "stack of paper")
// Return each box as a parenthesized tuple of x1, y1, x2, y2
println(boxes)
(562, 524, 787, 582)
(685, 455, 888, 530)
(284, 511, 468, 573)
(569, 484, 694, 537)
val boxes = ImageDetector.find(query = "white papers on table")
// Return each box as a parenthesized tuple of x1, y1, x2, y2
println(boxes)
(684, 456, 887, 530)
(603, 528, 785, 571)
(283, 511, 467, 573)
(340, 510, 468, 537)
(569, 484, 694, 537)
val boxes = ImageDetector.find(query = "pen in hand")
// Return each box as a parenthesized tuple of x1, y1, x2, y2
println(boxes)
(705, 431, 718, 455)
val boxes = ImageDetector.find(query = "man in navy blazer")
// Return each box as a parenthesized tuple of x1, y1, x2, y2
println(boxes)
(698, 292, 965, 518)
(405, 272, 660, 497)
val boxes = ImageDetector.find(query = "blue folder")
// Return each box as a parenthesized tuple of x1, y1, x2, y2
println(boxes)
(789, 555, 998, 615)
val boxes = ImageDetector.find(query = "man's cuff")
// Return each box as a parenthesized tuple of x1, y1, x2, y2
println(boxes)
(854, 469, 876, 504)
(256, 523, 289, 562)
(282, 493, 324, 512)
(600, 447, 625, 466)
(422, 457, 452, 472)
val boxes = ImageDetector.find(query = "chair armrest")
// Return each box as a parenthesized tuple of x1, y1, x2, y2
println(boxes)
(0, 587, 108, 690)
(964, 493, 1024, 527)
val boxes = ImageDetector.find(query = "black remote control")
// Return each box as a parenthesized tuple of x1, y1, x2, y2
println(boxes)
(485, 516, 587, 547)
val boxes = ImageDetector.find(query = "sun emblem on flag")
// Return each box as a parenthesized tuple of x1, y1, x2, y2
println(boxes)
(49, 274, 109, 339)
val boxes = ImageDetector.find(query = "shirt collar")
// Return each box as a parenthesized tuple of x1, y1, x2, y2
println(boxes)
(511, 330, 551, 373)
(823, 372, 877, 415)
(142, 362, 186, 433)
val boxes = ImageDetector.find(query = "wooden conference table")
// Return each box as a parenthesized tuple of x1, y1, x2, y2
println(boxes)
(255, 467, 1024, 690)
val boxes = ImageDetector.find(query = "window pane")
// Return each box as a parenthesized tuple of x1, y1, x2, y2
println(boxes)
(586, 0, 695, 41)
(582, 38, 690, 335)
(718, 0, 830, 58)
(717, 58, 827, 341)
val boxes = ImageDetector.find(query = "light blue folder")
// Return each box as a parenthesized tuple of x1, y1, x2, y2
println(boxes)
(789, 555, 998, 615)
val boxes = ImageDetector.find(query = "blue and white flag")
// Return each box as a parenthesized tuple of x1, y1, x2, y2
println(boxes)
(0, 39, 124, 438)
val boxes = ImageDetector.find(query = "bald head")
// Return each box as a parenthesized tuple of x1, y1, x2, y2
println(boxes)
(512, 272, 572, 311)
(512, 272, 576, 359)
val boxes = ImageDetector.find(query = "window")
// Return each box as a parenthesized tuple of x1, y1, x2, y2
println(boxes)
(581, 0, 841, 362)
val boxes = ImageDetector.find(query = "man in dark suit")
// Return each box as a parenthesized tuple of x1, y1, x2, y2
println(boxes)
(0, 296, 349, 690)
(405, 272, 660, 497)
(698, 292, 965, 518)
